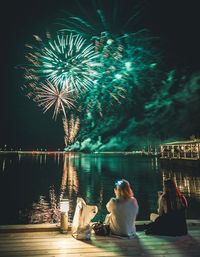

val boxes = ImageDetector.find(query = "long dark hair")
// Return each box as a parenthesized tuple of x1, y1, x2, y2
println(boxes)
(163, 179, 187, 212)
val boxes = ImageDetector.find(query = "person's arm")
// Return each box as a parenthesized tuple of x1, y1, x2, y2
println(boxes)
(158, 195, 167, 215)
(134, 197, 139, 216)
(106, 198, 115, 213)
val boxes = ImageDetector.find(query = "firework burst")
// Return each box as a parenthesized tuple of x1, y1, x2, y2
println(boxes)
(56, 2, 160, 117)
(25, 33, 101, 92)
(21, 0, 162, 150)
(27, 80, 75, 120)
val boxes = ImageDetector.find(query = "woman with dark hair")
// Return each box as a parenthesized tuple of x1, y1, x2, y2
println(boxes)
(104, 179, 139, 237)
(145, 178, 188, 236)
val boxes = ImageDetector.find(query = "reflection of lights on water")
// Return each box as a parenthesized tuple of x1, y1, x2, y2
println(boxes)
(35, 154, 39, 162)
(155, 157, 158, 170)
(150, 157, 159, 171)
(178, 183, 184, 191)
(44, 154, 47, 164)
(162, 172, 167, 181)
(86, 186, 92, 200)
(27, 188, 61, 224)
(80, 158, 92, 172)
(161, 169, 200, 200)
(94, 157, 102, 174)
(2, 160, 6, 172)
(57, 154, 60, 165)
(18, 154, 22, 162)
(39, 155, 42, 165)
(186, 179, 191, 195)
(60, 156, 79, 222)
(151, 158, 154, 167)
(60, 157, 79, 199)
(54, 153, 58, 163)
(98, 185, 104, 207)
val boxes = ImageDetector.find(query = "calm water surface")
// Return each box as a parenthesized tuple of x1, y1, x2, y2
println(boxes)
(0, 152, 199, 225)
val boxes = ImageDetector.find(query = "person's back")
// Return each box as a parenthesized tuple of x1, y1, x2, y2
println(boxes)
(145, 178, 188, 236)
(105, 179, 139, 236)
(106, 197, 138, 236)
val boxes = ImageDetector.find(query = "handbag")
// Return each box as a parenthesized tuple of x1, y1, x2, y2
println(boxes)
(72, 198, 98, 240)
(92, 221, 110, 236)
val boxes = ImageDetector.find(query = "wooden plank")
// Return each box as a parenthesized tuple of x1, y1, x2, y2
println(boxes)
(0, 224, 59, 233)
(0, 231, 198, 241)
(0, 249, 199, 256)
(0, 226, 199, 257)
(0, 240, 198, 251)
(0, 220, 199, 233)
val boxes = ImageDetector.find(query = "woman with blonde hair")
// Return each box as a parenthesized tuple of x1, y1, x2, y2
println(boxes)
(105, 179, 139, 236)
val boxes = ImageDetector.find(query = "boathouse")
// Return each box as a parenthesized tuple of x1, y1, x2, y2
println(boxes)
(160, 139, 200, 167)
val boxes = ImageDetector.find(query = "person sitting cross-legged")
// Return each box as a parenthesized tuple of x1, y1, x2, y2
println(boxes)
(104, 179, 139, 237)
(145, 178, 188, 236)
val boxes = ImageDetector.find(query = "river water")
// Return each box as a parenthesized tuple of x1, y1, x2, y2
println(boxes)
(0, 152, 199, 225)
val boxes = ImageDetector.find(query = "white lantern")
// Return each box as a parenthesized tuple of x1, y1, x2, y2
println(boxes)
(60, 199, 69, 233)
(60, 199, 69, 213)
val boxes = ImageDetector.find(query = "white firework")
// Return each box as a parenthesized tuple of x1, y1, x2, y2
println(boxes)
(25, 33, 101, 93)
(29, 80, 75, 120)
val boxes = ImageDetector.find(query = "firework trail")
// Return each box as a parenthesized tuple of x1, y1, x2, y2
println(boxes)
(63, 114, 80, 146)
(57, 0, 144, 38)
(25, 33, 101, 93)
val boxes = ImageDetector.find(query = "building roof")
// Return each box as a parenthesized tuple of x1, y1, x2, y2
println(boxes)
(161, 139, 200, 146)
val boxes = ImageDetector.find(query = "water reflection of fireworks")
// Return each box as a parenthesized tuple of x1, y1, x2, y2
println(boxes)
(60, 154, 79, 221)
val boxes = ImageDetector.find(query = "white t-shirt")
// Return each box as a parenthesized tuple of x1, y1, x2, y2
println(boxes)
(105, 197, 139, 236)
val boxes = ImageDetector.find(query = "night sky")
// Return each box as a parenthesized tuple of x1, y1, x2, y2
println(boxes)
(1, 0, 200, 150)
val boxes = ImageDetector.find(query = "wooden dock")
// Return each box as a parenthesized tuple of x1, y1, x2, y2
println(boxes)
(0, 221, 200, 257)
